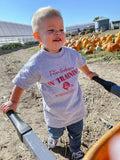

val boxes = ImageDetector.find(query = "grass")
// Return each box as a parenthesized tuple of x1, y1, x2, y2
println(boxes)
(28, 46, 40, 53)
(80, 50, 120, 64)
(99, 29, 120, 37)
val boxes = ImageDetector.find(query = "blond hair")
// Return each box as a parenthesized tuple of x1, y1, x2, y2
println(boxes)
(31, 6, 63, 33)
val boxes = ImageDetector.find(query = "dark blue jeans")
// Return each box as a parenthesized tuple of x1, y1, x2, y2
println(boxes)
(48, 119, 83, 152)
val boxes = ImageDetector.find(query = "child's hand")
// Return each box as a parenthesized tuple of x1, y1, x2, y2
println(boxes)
(0, 101, 18, 114)
(87, 71, 99, 80)
(79, 65, 99, 80)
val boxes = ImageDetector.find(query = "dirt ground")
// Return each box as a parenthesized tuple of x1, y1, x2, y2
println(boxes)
(0, 46, 120, 160)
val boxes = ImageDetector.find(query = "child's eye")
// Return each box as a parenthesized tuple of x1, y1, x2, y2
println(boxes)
(48, 29, 64, 33)
(60, 29, 64, 32)
(48, 29, 54, 32)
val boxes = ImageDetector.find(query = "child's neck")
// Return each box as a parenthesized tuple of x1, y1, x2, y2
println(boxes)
(44, 47, 62, 53)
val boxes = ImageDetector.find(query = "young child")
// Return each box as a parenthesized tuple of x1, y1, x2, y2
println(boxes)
(1, 7, 98, 160)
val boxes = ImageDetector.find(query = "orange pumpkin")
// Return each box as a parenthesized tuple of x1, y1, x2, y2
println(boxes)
(100, 36, 106, 42)
(105, 34, 109, 38)
(106, 34, 114, 43)
(86, 43, 90, 49)
(102, 43, 108, 50)
(96, 42, 102, 47)
(76, 42, 82, 51)
(84, 49, 93, 54)
(71, 40, 76, 45)
(71, 46, 78, 50)
(39, 43, 42, 48)
(107, 43, 120, 52)
(64, 42, 69, 46)
(83, 39, 90, 48)
(89, 46, 95, 51)
(115, 37, 120, 44)
(118, 31, 120, 37)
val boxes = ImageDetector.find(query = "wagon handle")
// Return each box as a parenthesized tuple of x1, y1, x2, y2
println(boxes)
(92, 76, 120, 97)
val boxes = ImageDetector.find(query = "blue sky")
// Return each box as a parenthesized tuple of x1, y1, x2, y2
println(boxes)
(0, 0, 120, 31)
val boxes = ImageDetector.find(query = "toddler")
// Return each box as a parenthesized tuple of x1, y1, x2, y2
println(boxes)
(1, 6, 98, 160)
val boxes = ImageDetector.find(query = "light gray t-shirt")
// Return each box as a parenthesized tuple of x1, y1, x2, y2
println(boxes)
(13, 46, 87, 128)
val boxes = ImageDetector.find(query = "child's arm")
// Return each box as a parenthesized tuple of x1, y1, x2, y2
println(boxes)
(0, 85, 24, 114)
(79, 64, 99, 80)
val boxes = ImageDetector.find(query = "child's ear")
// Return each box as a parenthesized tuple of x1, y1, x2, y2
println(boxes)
(33, 32, 41, 42)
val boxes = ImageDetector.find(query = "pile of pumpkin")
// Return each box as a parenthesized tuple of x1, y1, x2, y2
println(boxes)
(64, 30, 120, 54)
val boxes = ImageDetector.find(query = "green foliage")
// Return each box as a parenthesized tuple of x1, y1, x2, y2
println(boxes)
(1, 43, 23, 50)
(65, 32, 70, 37)
(85, 30, 92, 34)
(114, 26, 119, 30)
(0, 41, 39, 50)
(24, 41, 39, 46)
(93, 16, 100, 22)
(79, 31, 85, 35)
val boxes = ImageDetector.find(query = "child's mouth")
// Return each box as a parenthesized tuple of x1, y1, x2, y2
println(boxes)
(53, 38, 61, 42)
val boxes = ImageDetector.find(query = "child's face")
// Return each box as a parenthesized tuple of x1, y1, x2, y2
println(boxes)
(38, 16, 65, 53)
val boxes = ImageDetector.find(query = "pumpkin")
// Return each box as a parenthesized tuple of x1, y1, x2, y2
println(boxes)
(86, 44, 90, 49)
(100, 36, 106, 42)
(96, 42, 102, 47)
(71, 46, 78, 50)
(118, 31, 120, 37)
(71, 41, 76, 45)
(107, 43, 120, 52)
(105, 34, 114, 43)
(115, 37, 120, 44)
(76, 42, 82, 51)
(94, 37, 100, 43)
(81, 37, 86, 42)
(83, 39, 90, 48)
(89, 46, 95, 51)
(64, 42, 69, 46)
(84, 49, 93, 54)
(39, 43, 42, 48)
(102, 43, 108, 50)
(105, 34, 109, 38)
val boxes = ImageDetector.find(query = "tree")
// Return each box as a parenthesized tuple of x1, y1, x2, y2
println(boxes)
(93, 17, 100, 22)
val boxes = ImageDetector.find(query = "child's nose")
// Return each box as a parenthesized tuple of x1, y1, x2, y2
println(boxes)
(55, 30, 61, 34)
